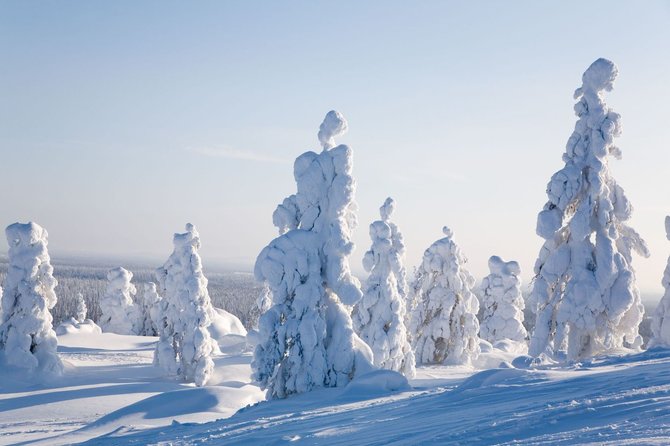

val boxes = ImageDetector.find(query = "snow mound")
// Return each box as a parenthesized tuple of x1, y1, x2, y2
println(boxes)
(56, 318, 102, 336)
(341, 369, 410, 398)
(209, 307, 247, 352)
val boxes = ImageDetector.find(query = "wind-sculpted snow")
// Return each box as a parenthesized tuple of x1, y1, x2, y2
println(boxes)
(409, 226, 480, 365)
(253, 111, 373, 399)
(479, 256, 527, 343)
(651, 216, 670, 347)
(99, 267, 140, 335)
(0, 222, 63, 374)
(154, 223, 218, 387)
(352, 198, 415, 377)
(529, 58, 649, 360)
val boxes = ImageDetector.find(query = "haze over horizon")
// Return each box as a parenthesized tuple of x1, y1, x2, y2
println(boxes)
(1, 1, 669, 295)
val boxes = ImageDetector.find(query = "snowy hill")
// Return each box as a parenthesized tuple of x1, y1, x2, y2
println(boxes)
(2, 331, 670, 445)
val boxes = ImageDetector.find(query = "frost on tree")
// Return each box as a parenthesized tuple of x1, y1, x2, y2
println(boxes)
(651, 217, 670, 347)
(253, 111, 373, 399)
(138, 282, 162, 336)
(528, 59, 649, 360)
(479, 256, 527, 343)
(75, 293, 87, 323)
(352, 198, 415, 377)
(99, 267, 140, 335)
(409, 226, 480, 365)
(0, 222, 63, 374)
(154, 224, 218, 387)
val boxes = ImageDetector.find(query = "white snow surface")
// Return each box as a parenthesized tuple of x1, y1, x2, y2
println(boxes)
(409, 226, 481, 365)
(479, 256, 527, 343)
(99, 267, 140, 335)
(651, 216, 670, 347)
(352, 197, 415, 377)
(0, 222, 63, 374)
(528, 58, 649, 361)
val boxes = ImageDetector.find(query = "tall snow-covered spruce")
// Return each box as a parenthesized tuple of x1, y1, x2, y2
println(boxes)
(409, 226, 480, 365)
(651, 217, 670, 347)
(137, 282, 161, 336)
(253, 111, 373, 399)
(352, 198, 415, 377)
(478, 256, 527, 343)
(528, 58, 649, 360)
(75, 293, 87, 323)
(154, 224, 218, 387)
(99, 267, 140, 335)
(0, 222, 63, 374)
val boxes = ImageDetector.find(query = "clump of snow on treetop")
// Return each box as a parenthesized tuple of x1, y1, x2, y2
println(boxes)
(99, 267, 140, 335)
(528, 58, 649, 361)
(352, 197, 415, 377)
(0, 222, 63, 374)
(154, 223, 219, 387)
(253, 110, 374, 399)
(409, 226, 480, 365)
(478, 256, 527, 343)
(650, 216, 670, 347)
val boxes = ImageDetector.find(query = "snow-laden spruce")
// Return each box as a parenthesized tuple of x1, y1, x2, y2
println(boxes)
(650, 217, 670, 347)
(528, 59, 649, 360)
(409, 226, 480, 365)
(352, 198, 415, 377)
(253, 111, 373, 399)
(154, 224, 218, 387)
(75, 293, 87, 323)
(137, 282, 161, 336)
(0, 222, 63, 374)
(99, 267, 140, 335)
(479, 256, 527, 343)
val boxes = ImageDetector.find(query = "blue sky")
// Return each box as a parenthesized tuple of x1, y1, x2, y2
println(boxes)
(1, 1, 669, 295)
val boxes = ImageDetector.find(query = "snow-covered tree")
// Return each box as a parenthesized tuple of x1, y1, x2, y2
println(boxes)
(0, 222, 63, 374)
(409, 226, 480, 365)
(352, 198, 415, 377)
(253, 110, 373, 399)
(528, 59, 649, 360)
(74, 293, 87, 323)
(137, 282, 161, 336)
(154, 223, 218, 387)
(651, 217, 670, 347)
(99, 267, 140, 335)
(479, 256, 527, 343)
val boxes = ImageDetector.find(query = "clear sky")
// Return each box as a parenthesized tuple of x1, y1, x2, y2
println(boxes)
(1, 1, 669, 297)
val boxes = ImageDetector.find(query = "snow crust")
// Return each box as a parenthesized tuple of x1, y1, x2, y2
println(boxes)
(0, 222, 63, 374)
(352, 198, 415, 377)
(154, 223, 218, 387)
(99, 267, 140, 335)
(253, 111, 373, 399)
(651, 216, 670, 347)
(479, 256, 527, 343)
(528, 58, 649, 360)
(409, 226, 480, 365)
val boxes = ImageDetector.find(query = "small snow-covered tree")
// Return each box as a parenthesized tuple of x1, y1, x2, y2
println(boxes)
(253, 111, 373, 399)
(409, 226, 480, 365)
(0, 222, 63, 374)
(479, 256, 527, 343)
(75, 293, 87, 323)
(99, 267, 140, 335)
(651, 217, 670, 347)
(137, 282, 161, 336)
(154, 224, 218, 387)
(352, 198, 415, 377)
(528, 59, 649, 360)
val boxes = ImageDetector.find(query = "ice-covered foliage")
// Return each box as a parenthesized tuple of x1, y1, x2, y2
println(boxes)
(409, 227, 480, 365)
(154, 224, 218, 387)
(74, 293, 87, 323)
(479, 256, 527, 343)
(651, 217, 670, 347)
(99, 267, 140, 335)
(137, 282, 161, 336)
(253, 111, 373, 399)
(352, 198, 415, 377)
(528, 59, 649, 360)
(0, 222, 63, 374)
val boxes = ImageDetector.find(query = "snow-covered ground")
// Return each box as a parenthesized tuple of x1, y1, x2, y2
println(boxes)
(2, 332, 670, 445)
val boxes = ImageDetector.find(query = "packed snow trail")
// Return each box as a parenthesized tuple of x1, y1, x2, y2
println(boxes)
(79, 348, 670, 445)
